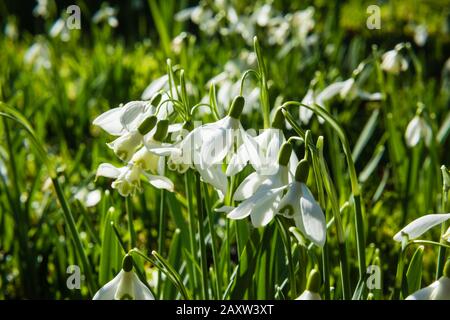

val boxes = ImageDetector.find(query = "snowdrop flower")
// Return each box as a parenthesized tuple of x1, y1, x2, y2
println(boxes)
(381, 46, 409, 74)
(92, 4, 119, 28)
(96, 159, 173, 197)
(93, 254, 154, 300)
(93, 96, 168, 162)
(33, 0, 51, 18)
(267, 16, 290, 45)
(141, 75, 169, 101)
(105, 115, 158, 162)
(253, 4, 273, 27)
(296, 269, 321, 300)
(199, 96, 260, 173)
(74, 188, 102, 208)
(49, 18, 70, 41)
(4, 19, 18, 41)
(278, 160, 326, 247)
(405, 112, 432, 148)
(414, 25, 428, 47)
(299, 77, 381, 125)
(290, 7, 315, 43)
(96, 120, 174, 196)
(24, 40, 51, 71)
(227, 142, 293, 227)
(228, 109, 297, 176)
(406, 260, 450, 300)
(393, 213, 450, 242)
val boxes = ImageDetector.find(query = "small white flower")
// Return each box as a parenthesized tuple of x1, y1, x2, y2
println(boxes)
(296, 290, 321, 300)
(414, 25, 428, 47)
(278, 160, 326, 247)
(290, 7, 315, 43)
(393, 213, 450, 242)
(406, 260, 450, 300)
(93, 255, 154, 300)
(299, 78, 381, 125)
(405, 114, 432, 148)
(92, 5, 118, 28)
(74, 188, 102, 208)
(227, 143, 294, 227)
(24, 41, 51, 70)
(228, 110, 297, 176)
(93, 100, 159, 137)
(296, 269, 321, 300)
(199, 96, 261, 172)
(49, 18, 70, 41)
(253, 4, 272, 27)
(107, 130, 143, 162)
(33, 0, 50, 18)
(96, 161, 174, 197)
(381, 48, 408, 74)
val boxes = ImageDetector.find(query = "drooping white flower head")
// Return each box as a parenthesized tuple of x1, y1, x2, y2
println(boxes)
(228, 109, 297, 177)
(381, 45, 409, 74)
(49, 18, 70, 42)
(278, 159, 326, 247)
(296, 269, 322, 300)
(24, 40, 51, 71)
(393, 213, 450, 242)
(406, 260, 450, 300)
(227, 142, 294, 227)
(93, 99, 164, 161)
(405, 114, 432, 148)
(414, 25, 428, 47)
(96, 120, 175, 196)
(299, 77, 381, 125)
(92, 4, 118, 28)
(199, 96, 261, 175)
(93, 254, 154, 300)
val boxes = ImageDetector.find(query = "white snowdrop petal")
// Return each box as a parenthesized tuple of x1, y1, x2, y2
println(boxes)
(300, 184, 327, 247)
(406, 279, 440, 300)
(215, 206, 235, 214)
(227, 197, 256, 220)
(85, 190, 102, 207)
(317, 81, 346, 102)
(393, 213, 450, 242)
(141, 75, 169, 100)
(145, 174, 174, 192)
(405, 116, 421, 147)
(232, 172, 265, 201)
(296, 290, 321, 300)
(96, 163, 121, 179)
(93, 271, 123, 300)
(92, 107, 125, 136)
(200, 126, 233, 166)
(120, 101, 146, 131)
(132, 273, 155, 300)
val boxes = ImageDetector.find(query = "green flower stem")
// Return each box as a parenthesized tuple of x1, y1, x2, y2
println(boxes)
(157, 189, 166, 298)
(53, 176, 96, 295)
(184, 171, 199, 295)
(125, 197, 136, 249)
(281, 102, 366, 283)
(276, 216, 297, 298)
(253, 36, 270, 128)
(311, 145, 330, 300)
(437, 185, 449, 278)
(195, 172, 209, 299)
(202, 182, 222, 299)
(239, 69, 260, 96)
(393, 248, 405, 300)
(131, 248, 191, 300)
(225, 175, 236, 283)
